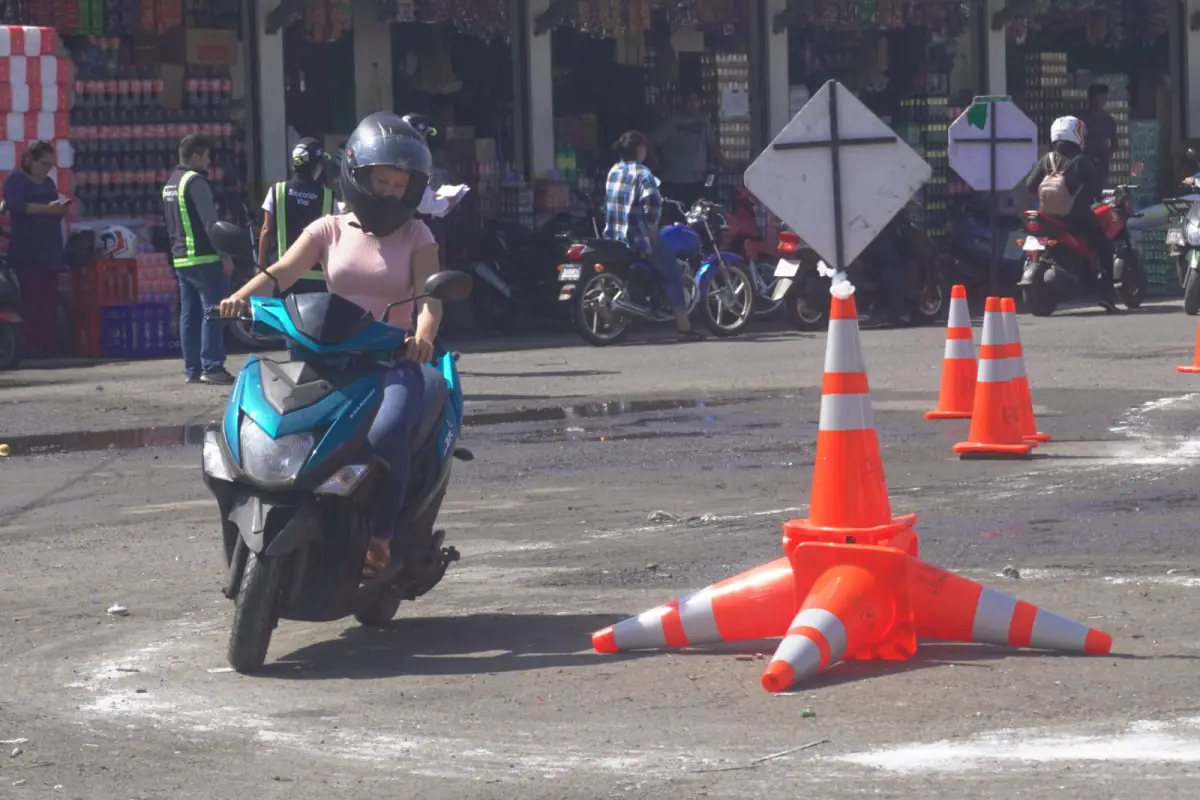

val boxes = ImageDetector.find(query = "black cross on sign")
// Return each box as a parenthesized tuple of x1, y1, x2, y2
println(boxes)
(772, 80, 897, 271)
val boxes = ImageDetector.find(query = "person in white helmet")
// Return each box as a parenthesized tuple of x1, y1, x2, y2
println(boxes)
(1023, 115, 1119, 312)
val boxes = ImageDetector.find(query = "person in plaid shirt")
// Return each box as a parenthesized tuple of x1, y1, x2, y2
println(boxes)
(603, 131, 702, 341)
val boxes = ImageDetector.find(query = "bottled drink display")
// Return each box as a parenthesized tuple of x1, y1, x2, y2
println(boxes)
(69, 36, 248, 222)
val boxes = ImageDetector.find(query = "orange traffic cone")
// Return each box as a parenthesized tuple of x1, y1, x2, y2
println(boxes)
(591, 558, 796, 652)
(925, 284, 976, 420)
(782, 291, 918, 556)
(762, 543, 917, 692)
(1000, 297, 1049, 442)
(953, 297, 1034, 458)
(910, 559, 1112, 654)
(1178, 321, 1200, 374)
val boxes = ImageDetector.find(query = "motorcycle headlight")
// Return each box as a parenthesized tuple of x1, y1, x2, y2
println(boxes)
(1186, 219, 1200, 247)
(238, 416, 314, 483)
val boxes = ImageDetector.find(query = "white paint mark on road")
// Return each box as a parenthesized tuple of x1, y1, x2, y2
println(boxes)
(121, 499, 212, 515)
(834, 717, 1200, 774)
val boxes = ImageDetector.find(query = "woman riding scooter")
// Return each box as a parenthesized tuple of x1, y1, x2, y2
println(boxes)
(218, 113, 443, 578)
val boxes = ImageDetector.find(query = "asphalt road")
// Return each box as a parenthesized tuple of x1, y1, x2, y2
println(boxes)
(3, 301, 1200, 799)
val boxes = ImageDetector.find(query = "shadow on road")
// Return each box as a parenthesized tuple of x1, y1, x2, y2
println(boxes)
(265, 612, 646, 679)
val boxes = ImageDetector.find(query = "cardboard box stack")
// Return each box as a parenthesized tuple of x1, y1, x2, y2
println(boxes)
(0, 26, 75, 237)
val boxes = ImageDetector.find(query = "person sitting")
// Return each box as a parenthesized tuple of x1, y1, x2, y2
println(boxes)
(602, 130, 702, 342)
(1023, 115, 1119, 312)
(218, 112, 442, 577)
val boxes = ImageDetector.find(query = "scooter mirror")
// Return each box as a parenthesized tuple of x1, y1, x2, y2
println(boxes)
(1188, 148, 1199, 165)
(704, 174, 715, 188)
(209, 221, 253, 261)
(421, 270, 474, 303)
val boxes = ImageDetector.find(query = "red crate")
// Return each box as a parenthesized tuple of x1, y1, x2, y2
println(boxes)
(72, 259, 138, 313)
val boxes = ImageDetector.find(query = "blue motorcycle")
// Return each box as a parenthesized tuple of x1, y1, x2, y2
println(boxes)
(557, 197, 754, 346)
(200, 222, 474, 673)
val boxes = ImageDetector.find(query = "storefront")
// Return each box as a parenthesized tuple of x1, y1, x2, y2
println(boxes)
(1, 2, 255, 357)
(1001, 0, 1176, 287)
(777, 0, 980, 244)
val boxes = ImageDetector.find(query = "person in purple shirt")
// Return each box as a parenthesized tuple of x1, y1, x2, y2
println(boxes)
(4, 140, 68, 357)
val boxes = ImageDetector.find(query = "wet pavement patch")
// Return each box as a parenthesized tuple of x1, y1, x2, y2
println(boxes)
(462, 395, 774, 427)
(0, 424, 211, 457)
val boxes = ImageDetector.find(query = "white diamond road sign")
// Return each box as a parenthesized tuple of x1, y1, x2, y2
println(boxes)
(947, 97, 1038, 193)
(743, 79, 931, 271)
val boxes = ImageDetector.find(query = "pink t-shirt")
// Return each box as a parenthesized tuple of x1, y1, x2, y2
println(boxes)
(302, 214, 436, 326)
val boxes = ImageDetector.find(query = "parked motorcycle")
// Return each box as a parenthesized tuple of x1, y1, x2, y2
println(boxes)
(946, 197, 1025, 296)
(200, 221, 475, 673)
(723, 187, 784, 320)
(0, 249, 23, 371)
(771, 204, 949, 331)
(1018, 173, 1147, 316)
(558, 197, 754, 346)
(468, 192, 601, 330)
(1163, 150, 1200, 314)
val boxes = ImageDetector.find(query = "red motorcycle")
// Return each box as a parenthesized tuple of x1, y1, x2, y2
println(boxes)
(722, 187, 785, 320)
(1017, 178, 1147, 316)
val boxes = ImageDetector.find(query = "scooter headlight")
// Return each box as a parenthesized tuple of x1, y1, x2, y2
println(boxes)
(238, 416, 314, 483)
(1186, 219, 1200, 247)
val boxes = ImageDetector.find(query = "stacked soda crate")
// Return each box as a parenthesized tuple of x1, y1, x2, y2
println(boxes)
(0, 26, 75, 233)
(73, 254, 179, 358)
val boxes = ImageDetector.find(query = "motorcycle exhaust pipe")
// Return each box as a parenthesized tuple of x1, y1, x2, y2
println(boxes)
(611, 295, 654, 320)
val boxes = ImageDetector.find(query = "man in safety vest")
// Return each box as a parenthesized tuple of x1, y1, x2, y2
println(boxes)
(163, 134, 236, 385)
(257, 138, 333, 294)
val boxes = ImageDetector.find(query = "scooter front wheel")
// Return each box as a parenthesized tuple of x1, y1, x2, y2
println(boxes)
(227, 552, 284, 673)
(698, 264, 754, 336)
(1185, 269, 1200, 315)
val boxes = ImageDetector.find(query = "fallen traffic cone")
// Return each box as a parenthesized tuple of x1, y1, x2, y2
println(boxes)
(591, 557, 797, 652)
(763, 542, 917, 692)
(910, 559, 1112, 654)
(1000, 297, 1050, 443)
(925, 284, 976, 420)
(1178, 321, 1200, 374)
(953, 297, 1033, 458)
(782, 289, 918, 556)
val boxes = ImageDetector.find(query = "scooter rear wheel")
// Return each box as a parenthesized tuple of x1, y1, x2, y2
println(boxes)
(1185, 270, 1200, 316)
(227, 552, 284, 673)
(0, 322, 24, 370)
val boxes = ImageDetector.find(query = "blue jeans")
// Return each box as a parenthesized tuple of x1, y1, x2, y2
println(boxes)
(367, 363, 427, 542)
(176, 262, 229, 377)
(647, 234, 686, 312)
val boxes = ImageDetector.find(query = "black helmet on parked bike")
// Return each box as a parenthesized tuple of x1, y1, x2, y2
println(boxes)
(340, 112, 432, 236)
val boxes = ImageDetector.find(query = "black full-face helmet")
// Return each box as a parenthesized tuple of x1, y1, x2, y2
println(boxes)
(340, 112, 432, 236)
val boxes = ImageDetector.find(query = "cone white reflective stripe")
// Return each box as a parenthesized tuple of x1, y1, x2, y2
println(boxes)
(825, 319, 865, 373)
(979, 309, 1006, 346)
(944, 338, 975, 360)
(1028, 608, 1092, 651)
(818, 393, 874, 431)
(767, 608, 849, 681)
(606, 603, 674, 650)
(972, 587, 1017, 644)
(976, 357, 1009, 383)
(676, 587, 721, 643)
(1002, 312, 1028, 378)
(948, 295, 971, 329)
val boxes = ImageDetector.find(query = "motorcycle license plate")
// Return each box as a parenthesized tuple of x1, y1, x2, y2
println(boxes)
(774, 258, 801, 278)
(559, 264, 582, 281)
(1003, 232, 1024, 260)
(1167, 228, 1185, 246)
(1022, 238, 1045, 252)
(1190, 250, 1200, 270)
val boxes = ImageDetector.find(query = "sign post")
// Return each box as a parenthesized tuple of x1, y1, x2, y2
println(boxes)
(947, 96, 1039, 296)
(744, 79, 932, 288)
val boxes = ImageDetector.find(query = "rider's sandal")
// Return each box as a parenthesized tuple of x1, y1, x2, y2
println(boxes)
(675, 328, 706, 342)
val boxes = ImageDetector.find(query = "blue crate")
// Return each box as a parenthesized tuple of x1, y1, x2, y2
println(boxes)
(101, 303, 181, 359)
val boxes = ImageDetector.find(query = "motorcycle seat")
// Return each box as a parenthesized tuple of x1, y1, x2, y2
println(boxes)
(574, 237, 640, 266)
(410, 364, 450, 450)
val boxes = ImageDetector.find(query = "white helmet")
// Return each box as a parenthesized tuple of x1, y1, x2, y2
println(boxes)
(96, 224, 139, 260)
(1050, 116, 1087, 148)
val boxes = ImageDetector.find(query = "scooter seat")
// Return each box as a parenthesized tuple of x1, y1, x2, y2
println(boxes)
(410, 364, 450, 450)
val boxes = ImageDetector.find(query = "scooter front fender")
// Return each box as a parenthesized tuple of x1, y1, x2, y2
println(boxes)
(697, 252, 745, 292)
(227, 494, 320, 556)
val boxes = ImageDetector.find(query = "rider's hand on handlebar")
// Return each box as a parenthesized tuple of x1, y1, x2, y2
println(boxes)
(402, 335, 435, 364)
(218, 296, 250, 318)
